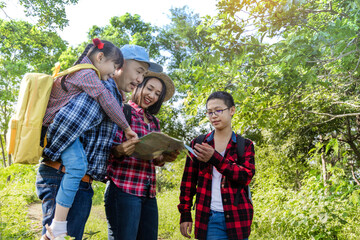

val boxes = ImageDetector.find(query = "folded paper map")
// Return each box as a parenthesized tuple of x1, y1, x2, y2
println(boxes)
(132, 132, 194, 160)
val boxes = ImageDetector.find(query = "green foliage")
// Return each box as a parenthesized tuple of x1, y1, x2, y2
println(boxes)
(0, 164, 38, 239)
(252, 174, 360, 239)
(157, 6, 212, 70)
(157, 189, 192, 240)
(83, 205, 107, 240)
(91, 181, 106, 205)
(1, 0, 79, 30)
(2, 1, 360, 239)
(157, 153, 187, 193)
(87, 13, 160, 61)
(0, 19, 66, 150)
(252, 142, 360, 239)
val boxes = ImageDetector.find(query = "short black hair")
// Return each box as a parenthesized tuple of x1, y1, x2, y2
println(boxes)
(131, 76, 167, 115)
(206, 91, 235, 108)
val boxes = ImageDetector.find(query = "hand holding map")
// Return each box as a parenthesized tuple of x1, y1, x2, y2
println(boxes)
(132, 132, 188, 160)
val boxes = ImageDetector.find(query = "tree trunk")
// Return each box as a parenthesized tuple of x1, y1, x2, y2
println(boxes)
(347, 140, 360, 162)
(351, 164, 360, 186)
(346, 117, 360, 161)
(8, 154, 11, 166)
(321, 150, 328, 185)
(0, 134, 6, 167)
(319, 135, 329, 194)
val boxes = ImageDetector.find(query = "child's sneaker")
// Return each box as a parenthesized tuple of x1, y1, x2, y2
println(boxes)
(53, 233, 69, 240)
(41, 233, 70, 240)
(40, 224, 72, 240)
(40, 234, 50, 240)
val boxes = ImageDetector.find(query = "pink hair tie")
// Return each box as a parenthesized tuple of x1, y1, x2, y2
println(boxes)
(92, 38, 104, 49)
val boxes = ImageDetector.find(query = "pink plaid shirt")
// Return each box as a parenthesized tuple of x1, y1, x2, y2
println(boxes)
(107, 101, 163, 198)
(43, 56, 129, 130)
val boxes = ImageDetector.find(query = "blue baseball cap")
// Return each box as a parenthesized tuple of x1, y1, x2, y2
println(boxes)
(120, 44, 163, 72)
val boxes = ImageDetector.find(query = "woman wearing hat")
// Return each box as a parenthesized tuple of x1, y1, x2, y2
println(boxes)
(105, 71, 178, 240)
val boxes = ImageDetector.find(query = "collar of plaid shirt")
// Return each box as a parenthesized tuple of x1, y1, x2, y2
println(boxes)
(205, 130, 237, 143)
(127, 100, 157, 123)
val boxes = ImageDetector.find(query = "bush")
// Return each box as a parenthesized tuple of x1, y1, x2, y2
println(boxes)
(251, 174, 360, 240)
(0, 164, 38, 239)
(92, 181, 106, 205)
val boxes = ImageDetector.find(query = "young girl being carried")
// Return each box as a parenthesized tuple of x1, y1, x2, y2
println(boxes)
(41, 38, 139, 240)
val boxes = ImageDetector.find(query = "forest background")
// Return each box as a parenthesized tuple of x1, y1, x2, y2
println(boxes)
(1, 0, 360, 239)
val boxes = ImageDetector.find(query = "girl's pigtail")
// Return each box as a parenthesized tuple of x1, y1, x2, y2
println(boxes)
(74, 44, 93, 65)
(61, 44, 93, 92)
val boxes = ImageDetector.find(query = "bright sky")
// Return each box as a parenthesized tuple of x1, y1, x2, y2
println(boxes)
(3, 0, 218, 46)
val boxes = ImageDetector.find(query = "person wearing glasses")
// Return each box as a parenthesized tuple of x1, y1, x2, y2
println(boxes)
(178, 91, 255, 240)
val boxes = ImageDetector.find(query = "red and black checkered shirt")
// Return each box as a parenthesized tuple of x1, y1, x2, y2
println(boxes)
(107, 101, 163, 198)
(178, 131, 255, 240)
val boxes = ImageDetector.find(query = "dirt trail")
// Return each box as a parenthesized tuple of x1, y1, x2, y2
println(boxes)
(28, 202, 43, 238)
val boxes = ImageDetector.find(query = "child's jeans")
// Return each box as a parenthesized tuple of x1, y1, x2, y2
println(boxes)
(56, 138, 87, 208)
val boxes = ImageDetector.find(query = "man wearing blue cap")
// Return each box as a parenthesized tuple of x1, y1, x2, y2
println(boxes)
(36, 44, 162, 240)
(113, 45, 163, 94)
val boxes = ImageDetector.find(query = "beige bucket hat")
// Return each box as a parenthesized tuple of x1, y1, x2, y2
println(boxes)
(144, 71, 175, 101)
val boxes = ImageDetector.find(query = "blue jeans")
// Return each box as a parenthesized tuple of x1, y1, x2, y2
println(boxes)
(104, 180, 158, 240)
(57, 138, 88, 208)
(36, 164, 93, 240)
(206, 210, 228, 240)
(206, 210, 248, 240)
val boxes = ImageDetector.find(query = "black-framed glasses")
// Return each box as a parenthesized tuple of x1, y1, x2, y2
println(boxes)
(206, 108, 230, 117)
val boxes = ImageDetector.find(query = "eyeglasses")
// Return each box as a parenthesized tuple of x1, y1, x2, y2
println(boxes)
(206, 108, 230, 117)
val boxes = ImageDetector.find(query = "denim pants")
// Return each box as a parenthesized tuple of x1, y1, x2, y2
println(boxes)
(104, 180, 158, 240)
(56, 138, 88, 208)
(206, 210, 248, 240)
(36, 164, 93, 239)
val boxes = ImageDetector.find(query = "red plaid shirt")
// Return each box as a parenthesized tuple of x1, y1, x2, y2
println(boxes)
(43, 56, 129, 130)
(107, 101, 163, 198)
(178, 131, 255, 240)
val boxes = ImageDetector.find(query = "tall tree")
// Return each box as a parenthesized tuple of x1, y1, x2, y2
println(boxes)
(87, 13, 160, 60)
(180, 0, 360, 184)
(0, 19, 66, 165)
(0, 0, 79, 30)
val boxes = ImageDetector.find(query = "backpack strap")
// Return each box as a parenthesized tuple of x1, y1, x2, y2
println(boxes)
(151, 117, 160, 131)
(56, 64, 101, 78)
(236, 134, 245, 159)
(58, 64, 101, 92)
(123, 103, 132, 126)
(194, 134, 206, 146)
(191, 134, 207, 210)
(233, 134, 252, 206)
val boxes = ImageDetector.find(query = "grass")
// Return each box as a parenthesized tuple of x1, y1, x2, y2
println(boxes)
(157, 189, 195, 240)
(83, 205, 108, 240)
(0, 164, 189, 239)
(82, 188, 190, 240)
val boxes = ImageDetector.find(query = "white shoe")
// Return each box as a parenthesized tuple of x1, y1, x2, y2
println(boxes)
(40, 234, 50, 240)
(53, 234, 68, 240)
(40, 224, 71, 240)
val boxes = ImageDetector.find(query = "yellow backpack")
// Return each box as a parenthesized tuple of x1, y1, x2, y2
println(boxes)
(6, 64, 100, 164)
